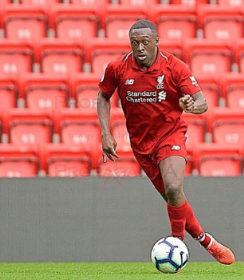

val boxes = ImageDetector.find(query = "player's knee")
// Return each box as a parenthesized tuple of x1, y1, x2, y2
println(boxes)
(165, 183, 182, 201)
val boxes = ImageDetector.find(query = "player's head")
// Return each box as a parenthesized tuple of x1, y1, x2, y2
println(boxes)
(129, 19, 159, 69)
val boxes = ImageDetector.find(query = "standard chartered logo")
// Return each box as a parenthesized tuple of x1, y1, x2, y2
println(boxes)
(126, 90, 167, 103)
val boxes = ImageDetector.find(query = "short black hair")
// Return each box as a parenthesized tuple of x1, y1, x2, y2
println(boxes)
(129, 19, 158, 35)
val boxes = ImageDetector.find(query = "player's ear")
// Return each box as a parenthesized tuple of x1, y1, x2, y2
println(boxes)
(156, 37, 159, 45)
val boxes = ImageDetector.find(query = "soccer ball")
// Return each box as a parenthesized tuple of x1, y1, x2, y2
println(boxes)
(151, 236, 189, 274)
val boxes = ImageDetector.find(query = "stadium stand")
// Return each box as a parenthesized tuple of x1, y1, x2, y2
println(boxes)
(0, 0, 243, 177)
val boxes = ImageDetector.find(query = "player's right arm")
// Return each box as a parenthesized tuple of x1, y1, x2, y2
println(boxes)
(97, 90, 119, 162)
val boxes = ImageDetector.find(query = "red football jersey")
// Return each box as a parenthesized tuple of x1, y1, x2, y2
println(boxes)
(99, 49, 202, 154)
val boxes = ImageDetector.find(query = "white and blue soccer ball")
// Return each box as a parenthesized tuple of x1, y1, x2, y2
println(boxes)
(151, 236, 189, 274)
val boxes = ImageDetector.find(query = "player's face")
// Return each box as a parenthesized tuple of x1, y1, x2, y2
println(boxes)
(129, 27, 159, 69)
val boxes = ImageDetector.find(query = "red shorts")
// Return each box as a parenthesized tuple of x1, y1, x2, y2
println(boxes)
(133, 127, 187, 193)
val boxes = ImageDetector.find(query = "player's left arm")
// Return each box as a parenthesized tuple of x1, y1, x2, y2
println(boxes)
(179, 90, 208, 115)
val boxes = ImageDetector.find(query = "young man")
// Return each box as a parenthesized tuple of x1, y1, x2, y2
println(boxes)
(97, 19, 235, 265)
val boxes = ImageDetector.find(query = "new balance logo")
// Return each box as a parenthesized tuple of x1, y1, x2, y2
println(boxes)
(171, 145, 180, 151)
(125, 79, 134, 85)
(158, 91, 167, 101)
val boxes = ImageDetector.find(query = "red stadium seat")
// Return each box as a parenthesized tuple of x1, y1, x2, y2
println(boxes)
(0, 143, 40, 177)
(151, 5, 198, 41)
(0, 39, 34, 75)
(119, 0, 157, 5)
(216, 0, 244, 6)
(37, 38, 85, 74)
(112, 120, 133, 155)
(103, 4, 148, 39)
(158, 40, 184, 61)
(50, 4, 100, 39)
(3, 5, 48, 40)
(182, 113, 207, 146)
(42, 143, 92, 174)
(183, 38, 234, 76)
(20, 0, 61, 5)
(196, 75, 221, 109)
(88, 38, 130, 75)
(60, 120, 101, 168)
(220, 73, 244, 109)
(210, 108, 244, 145)
(170, 0, 209, 5)
(0, 76, 18, 110)
(193, 142, 243, 176)
(197, 5, 244, 41)
(98, 157, 141, 177)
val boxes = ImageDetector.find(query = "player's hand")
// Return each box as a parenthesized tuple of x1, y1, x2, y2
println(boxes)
(179, 94, 194, 113)
(101, 134, 119, 162)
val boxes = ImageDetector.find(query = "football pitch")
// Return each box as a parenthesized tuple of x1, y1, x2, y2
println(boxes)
(0, 262, 243, 280)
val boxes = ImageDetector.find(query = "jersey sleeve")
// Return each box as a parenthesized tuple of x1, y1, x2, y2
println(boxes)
(171, 57, 202, 96)
(98, 61, 118, 98)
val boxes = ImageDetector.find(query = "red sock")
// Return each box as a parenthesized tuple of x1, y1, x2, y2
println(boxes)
(167, 201, 187, 241)
(185, 201, 211, 248)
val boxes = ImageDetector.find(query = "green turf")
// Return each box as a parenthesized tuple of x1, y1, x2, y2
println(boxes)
(0, 262, 243, 280)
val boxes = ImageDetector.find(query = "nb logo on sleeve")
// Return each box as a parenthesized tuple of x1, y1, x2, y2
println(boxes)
(125, 79, 134, 85)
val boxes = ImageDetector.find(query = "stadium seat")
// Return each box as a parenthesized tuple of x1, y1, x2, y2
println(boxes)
(216, 0, 244, 6)
(50, 4, 100, 39)
(193, 142, 243, 176)
(60, 121, 101, 169)
(183, 38, 234, 76)
(220, 73, 244, 109)
(234, 39, 244, 73)
(37, 38, 85, 74)
(151, 5, 198, 41)
(0, 143, 40, 178)
(0, 76, 18, 110)
(210, 108, 244, 145)
(98, 157, 141, 177)
(181, 113, 207, 146)
(20, 0, 61, 5)
(0, 39, 35, 75)
(197, 4, 244, 41)
(3, 5, 49, 40)
(103, 4, 150, 39)
(170, 0, 209, 5)
(158, 40, 184, 61)
(42, 143, 92, 175)
(20, 73, 70, 109)
(112, 120, 133, 155)
(196, 75, 221, 109)
(88, 38, 131, 75)
(119, 0, 157, 5)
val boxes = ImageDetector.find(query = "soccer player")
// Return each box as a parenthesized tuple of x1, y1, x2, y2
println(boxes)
(97, 19, 235, 265)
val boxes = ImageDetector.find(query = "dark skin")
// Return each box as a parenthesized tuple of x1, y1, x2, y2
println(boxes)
(97, 27, 208, 206)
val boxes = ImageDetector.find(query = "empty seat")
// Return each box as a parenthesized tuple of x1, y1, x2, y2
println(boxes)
(0, 143, 40, 177)
(193, 142, 243, 176)
(211, 108, 244, 145)
(3, 5, 48, 40)
(50, 4, 100, 39)
(158, 40, 184, 61)
(183, 38, 234, 76)
(197, 5, 244, 41)
(19, 73, 70, 109)
(98, 157, 141, 177)
(20, 0, 61, 5)
(60, 121, 101, 169)
(0, 77, 18, 110)
(170, 0, 209, 5)
(42, 143, 91, 174)
(112, 120, 133, 154)
(37, 38, 85, 74)
(47, 158, 91, 177)
(217, 0, 244, 6)
(220, 73, 244, 108)
(0, 39, 34, 75)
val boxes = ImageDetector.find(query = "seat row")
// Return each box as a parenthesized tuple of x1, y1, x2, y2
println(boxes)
(0, 4, 244, 41)
(0, 142, 243, 177)
(1, 37, 244, 76)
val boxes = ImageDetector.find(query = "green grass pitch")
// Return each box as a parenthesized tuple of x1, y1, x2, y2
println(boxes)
(0, 262, 243, 280)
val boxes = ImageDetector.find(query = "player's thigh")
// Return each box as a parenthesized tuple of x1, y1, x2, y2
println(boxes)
(158, 156, 186, 188)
